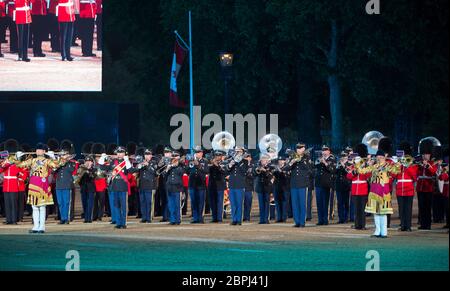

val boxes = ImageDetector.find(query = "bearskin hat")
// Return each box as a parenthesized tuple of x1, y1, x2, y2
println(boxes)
(398, 141, 413, 156)
(91, 143, 106, 155)
(60, 139, 75, 154)
(5, 139, 19, 153)
(135, 147, 146, 157)
(20, 143, 33, 153)
(354, 143, 368, 158)
(46, 138, 60, 152)
(81, 142, 93, 155)
(106, 143, 117, 155)
(418, 138, 434, 155)
(432, 145, 443, 160)
(378, 137, 393, 157)
(126, 141, 137, 156)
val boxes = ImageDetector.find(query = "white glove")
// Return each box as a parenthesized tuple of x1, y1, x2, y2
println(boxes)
(124, 156, 132, 169)
(15, 151, 24, 159)
(98, 153, 107, 165)
(47, 151, 56, 160)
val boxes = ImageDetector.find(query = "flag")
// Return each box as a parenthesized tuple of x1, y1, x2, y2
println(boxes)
(170, 38, 188, 108)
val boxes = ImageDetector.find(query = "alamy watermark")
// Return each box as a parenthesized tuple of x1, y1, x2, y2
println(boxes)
(65, 250, 80, 271)
(366, 0, 380, 15)
(365, 250, 380, 271)
(170, 106, 278, 150)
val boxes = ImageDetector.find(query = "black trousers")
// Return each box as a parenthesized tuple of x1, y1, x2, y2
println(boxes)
(17, 24, 30, 60)
(352, 195, 367, 229)
(17, 191, 25, 221)
(0, 17, 6, 42)
(444, 197, 449, 227)
(59, 21, 74, 59)
(72, 15, 80, 44)
(418, 192, 433, 228)
(0, 190, 4, 217)
(93, 191, 105, 220)
(48, 14, 60, 51)
(96, 13, 102, 50)
(31, 15, 46, 55)
(4, 192, 18, 223)
(78, 17, 94, 55)
(397, 196, 413, 230)
(432, 193, 445, 222)
(6, 17, 17, 52)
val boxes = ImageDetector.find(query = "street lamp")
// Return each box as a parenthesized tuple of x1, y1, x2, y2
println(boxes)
(219, 51, 234, 115)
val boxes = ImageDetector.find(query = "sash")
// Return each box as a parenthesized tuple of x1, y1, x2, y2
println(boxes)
(112, 160, 131, 195)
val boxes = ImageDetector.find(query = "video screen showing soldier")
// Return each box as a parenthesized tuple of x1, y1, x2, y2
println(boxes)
(0, 0, 102, 91)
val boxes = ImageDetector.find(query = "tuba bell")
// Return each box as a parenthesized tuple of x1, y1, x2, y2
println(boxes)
(258, 134, 282, 160)
(211, 131, 236, 154)
(362, 131, 384, 155)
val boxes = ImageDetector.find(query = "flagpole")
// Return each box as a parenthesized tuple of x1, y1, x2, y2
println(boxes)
(189, 10, 194, 155)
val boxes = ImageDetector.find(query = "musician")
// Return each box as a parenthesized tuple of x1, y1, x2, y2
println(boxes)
(393, 142, 419, 232)
(315, 145, 336, 226)
(416, 139, 438, 230)
(346, 144, 370, 230)
(187, 146, 208, 224)
(208, 150, 227, 223)
(53, 144, 78, 225)
(0, 139, 21, 225)
(78, 155, 96, 223)
(225, 146, 248, 226)
(156, 146, 172, 222)
(5, 0, 18, 53)
(162, 151, 186, 225)
(273, 156, 289, 223)
(283, 143, 313, 227)
(14, 0, 32, 62)
(48, 0, 60, 52)
(305, 165, 315, 221)
(78, 0, 96, 56)
(57, 0, 75, 61)
(335, 151, 351, 224)
(438, 150, 449, 229)
(253, 153, 273, 224)
(92, 143, 107, 221)
(432, 146, 445, 223)
(137, 148, 158, 223)
(16, 156, 28, 222)
(99, 146, 132, 229)
(15, 143, 59, 233)
(365, 150, 400, 238)
(30, 0, 47, 57)
(243, 153, 254, 222)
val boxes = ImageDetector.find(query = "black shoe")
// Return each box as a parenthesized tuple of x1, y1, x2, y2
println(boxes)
(160, 219, 168, 222)
(380, 235, 387, 238)
(38, 230, 45, 234)
(83, 221, 89, 223)
(169, 222, 176, 225)
(0, 53, 4, 58)
(22, 58, 30, 62)
(122, 225, 127, 229)
(82, 53, 96, 57)
(306, 218, 311, 221)
(211, 220, 218, 223)
(65, 221, 70, 224)
(418, 226, 431, 230)
(140, 220, 146, 223)
(34, 53, 46, 57)
(61, 57, 66, 61)
(293, 224, 300, 228)
(58, 221, 65, 225)
(370, 234, 381, 238)
(67, 57, 74, 61)
(29, 230, 38, 234)
(316, 222, 324, 226)
(114, 225, 121, 229)
(110, 221, 116, 225)
(230, 222, 237, 226)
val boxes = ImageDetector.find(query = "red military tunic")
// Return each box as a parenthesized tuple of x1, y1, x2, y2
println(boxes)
(17, 167, 29, 192)
(0, 1, 6, 18)
(6, 1, 15, 18)
(394, 164, 419, 197)
(128, 172, 137, 196)
(439, 172, 449, 198)
(346, 170, 370, 196)
(13, 0, 32, 24)
(416, 161, 437, 193)
(94, 177, 107, 192)
(79, 0, 95, 18)
(48, 0, 58, 14)
(31, 0, 46, 15)
(95, 0, 100, 14)
(182, 173, 189, 188)
(0, 162, 21, 192)
(56, 0, 75, 22)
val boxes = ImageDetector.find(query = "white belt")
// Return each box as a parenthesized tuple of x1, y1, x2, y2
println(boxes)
(352, 180, 367, 184)
(80, 0, 93, 3)
(58, 2, 73, 7)
(418, 176, 433, 179)
(444, 182, 449, 185)
(3, 176, 18, 179)
(15, 6, 31, 11)
(397, 179, 413, 183)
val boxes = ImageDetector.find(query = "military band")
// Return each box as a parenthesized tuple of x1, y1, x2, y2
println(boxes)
(0, 133, 448, 239)
(0, 0, 101, 60)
